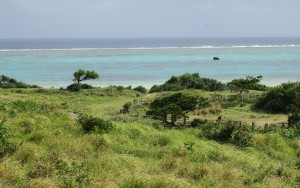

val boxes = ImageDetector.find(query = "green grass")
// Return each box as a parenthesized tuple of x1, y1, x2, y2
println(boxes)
(0, 88, 299, 187)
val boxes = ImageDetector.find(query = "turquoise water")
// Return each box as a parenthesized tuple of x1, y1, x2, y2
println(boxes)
(0, 38, 300, 88)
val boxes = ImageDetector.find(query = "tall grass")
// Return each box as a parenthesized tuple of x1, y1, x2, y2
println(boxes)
(0, 88, 299, 187)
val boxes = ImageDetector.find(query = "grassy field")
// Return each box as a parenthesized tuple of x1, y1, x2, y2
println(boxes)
(0, 88, 299, 187)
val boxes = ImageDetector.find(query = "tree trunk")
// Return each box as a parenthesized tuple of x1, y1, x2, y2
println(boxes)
(171, 115, 177, 125)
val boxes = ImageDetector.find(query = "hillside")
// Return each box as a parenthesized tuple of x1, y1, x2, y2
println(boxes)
(0, 88, 299, 187)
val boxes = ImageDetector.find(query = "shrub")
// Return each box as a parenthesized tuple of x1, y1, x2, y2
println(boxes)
(190, 118, 207, 128)
(200, 121, 253, 147)
(67, 83, 81, 92)
(0, 75, 40, 88)
(288, 113, 300, 127)
(198, 97, 210, 108)
(80, 84, 93, 89)
(122, 102, 132, 113)
(231, 126, 253, 147)
(77, 115, 114, 133)
(149, 73, 226, 93)
(254, 82, 300, 113)
(133, 85, 147, 93)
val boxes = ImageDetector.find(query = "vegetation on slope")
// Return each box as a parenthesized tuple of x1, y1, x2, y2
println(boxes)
(254, 82, 300, 113)
(0, 87, 300, 187)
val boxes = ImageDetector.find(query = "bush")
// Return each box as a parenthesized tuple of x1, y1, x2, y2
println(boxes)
(80, 84, 93, 89)
(122, 102, 132, 113)
(149, 73, 226, 93)
(200, 121, 253, 147)
(133, 86, 147, 93)
(77, 115, 114, 133)
(254, 82, 300, 113)
(190, 118, 207, 128)
(231, 126, 253, 147)
(0, 75, 40, 88)
(67, 83, 81, 92)
(288, 113, 300, 127)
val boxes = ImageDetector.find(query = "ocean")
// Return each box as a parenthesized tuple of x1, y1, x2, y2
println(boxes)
(0, 37, 300, 88)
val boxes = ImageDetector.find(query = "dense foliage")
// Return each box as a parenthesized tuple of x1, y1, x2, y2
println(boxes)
(133, 85, 147, 93)
(149, 73, 226, 93)
(122, 102, 132, 113)
(200, 121, 253, 147)
(254, 82, 300, 113)
(288, 113, 300, 127)
(73, 69, 99, 84)
(227, 76, 267, 91)
(227, 76, 267, 100)
(147, 93, 199, 124)
(67, 83, 82, 92)
(66, 83, 94, 92)
(0, 75, 39, 88)
(77, 114, 115, 133)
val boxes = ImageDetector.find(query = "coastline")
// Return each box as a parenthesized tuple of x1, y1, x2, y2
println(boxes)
(1, 38, 300, 89)
(25, 77, 298, 89)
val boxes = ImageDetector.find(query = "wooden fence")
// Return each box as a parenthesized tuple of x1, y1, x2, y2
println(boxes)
(132, 97, 288, 132)
(170, 116, 288, 132)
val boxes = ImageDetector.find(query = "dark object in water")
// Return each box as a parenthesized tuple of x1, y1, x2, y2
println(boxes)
(213, 57, 220, 60)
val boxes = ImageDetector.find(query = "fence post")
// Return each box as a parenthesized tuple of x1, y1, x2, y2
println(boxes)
(252, 122, 256, 131)
(239, 121, 243, 128)
(264, 123, 269, 132)
(183, 117, 187, 127)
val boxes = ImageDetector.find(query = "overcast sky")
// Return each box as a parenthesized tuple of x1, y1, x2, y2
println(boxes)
(1, 0, 300, 38)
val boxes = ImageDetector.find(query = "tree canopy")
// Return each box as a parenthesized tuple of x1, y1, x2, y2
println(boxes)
(149, 73, 226, 93)
(0, 75, 39, 88)
(227, 76, 267, 100)
(146, 93, 199, 125)
(73, 69, 99, 84)
(254, 82, 300, 113)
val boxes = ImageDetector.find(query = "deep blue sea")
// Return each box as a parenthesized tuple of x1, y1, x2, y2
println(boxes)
(0, 37, 300, 88)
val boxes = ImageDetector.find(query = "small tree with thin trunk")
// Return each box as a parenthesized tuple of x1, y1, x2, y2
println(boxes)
(227, 75, 266, 101)
(73, 69, 99, 84)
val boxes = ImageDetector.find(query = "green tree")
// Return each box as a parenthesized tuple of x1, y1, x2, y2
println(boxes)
(147, 93, 198, 125)
(254, 82, 300, 113)
(227, 76, 267, 101)
(149, 73, 226, 93)
(73, 69, 99, 84)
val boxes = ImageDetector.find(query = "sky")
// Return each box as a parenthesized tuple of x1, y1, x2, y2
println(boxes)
(1, 0, 300, 38)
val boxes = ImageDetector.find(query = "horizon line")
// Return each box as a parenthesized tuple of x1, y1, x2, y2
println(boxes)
(1, 36, 300, 40)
